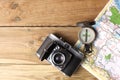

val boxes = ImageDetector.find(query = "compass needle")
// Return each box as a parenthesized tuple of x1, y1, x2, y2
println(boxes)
(85, 29, 88, 42)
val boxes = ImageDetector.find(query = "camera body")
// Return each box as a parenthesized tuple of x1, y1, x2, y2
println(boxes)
(36, 34, 84, 76)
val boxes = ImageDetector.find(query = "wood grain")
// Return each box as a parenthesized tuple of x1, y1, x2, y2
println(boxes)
(0, 27, 97, 80)
(0, 0, 108, 26)
(0, 27, 80, 64)
(0, 65, 97, 80)
(0, 0, 109, 80)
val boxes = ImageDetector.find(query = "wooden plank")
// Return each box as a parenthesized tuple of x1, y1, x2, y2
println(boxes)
(0, 65, 97, 80)
(0, 27, 80, 64)
(0, 27, 97, 80)
(0, 0, 108, 26)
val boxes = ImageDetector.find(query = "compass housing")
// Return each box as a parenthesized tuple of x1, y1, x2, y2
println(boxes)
(79, 27, 96, 44)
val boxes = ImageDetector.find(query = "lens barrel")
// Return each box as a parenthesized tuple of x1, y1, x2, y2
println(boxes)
(52, 52, 65, 65)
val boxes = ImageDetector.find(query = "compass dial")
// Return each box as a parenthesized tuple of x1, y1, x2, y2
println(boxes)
(79, 27, 96, 44)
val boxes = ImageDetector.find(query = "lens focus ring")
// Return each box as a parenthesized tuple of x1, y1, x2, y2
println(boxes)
(52, 52, 65, 66)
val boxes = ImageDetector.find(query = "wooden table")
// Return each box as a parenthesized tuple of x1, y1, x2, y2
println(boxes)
(0, 0, 108, 80)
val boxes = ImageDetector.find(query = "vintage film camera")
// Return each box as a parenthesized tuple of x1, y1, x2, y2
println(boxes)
(36, 34, 84, 76)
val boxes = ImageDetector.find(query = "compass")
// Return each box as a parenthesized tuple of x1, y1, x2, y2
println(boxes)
(76, 21, 97, 53)
(79, 27, 96, 44)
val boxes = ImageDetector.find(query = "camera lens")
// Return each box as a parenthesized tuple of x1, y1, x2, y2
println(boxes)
(52, 52, 65, 65)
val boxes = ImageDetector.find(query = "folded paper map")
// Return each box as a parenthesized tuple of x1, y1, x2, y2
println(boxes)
(75, 0, 120, 80)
